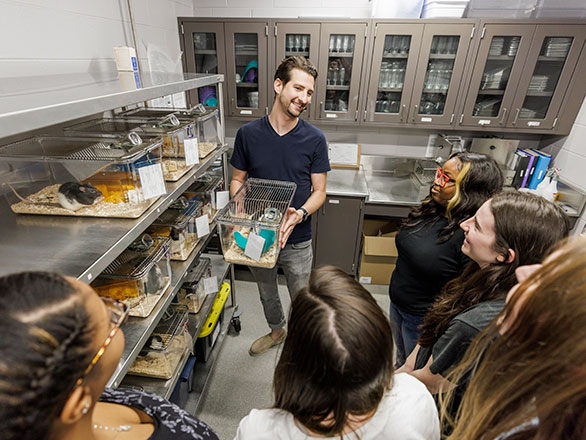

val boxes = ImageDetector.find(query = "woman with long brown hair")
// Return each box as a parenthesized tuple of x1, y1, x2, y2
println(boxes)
(398, 191, 569, 394)
(390, 152, 502, 366)
(440, 236, 586, 440)
(236, 266, 440, 440)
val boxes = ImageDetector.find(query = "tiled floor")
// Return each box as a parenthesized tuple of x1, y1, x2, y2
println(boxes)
(194, 272, 390, 440)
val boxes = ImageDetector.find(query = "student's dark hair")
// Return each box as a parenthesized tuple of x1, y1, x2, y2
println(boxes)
(418, 191, 570, 347)
(0, 272, 95, 440)
(404, 152, 503, 243)
(274, 55, 318, 85)
(273, 266, 394, 438)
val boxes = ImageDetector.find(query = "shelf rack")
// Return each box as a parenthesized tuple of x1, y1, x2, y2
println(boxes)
(120, 254, 231, 399)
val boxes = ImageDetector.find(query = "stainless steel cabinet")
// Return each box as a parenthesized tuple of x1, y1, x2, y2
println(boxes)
(316, 23, 368, 122)
(408, 23, 474, 126)
(364, 24, 424, 124)
(182, 22, 227, 110)
(460, 24, 535, 128)
(224, 22, 269, 118)
(507, 25, 586, 130)
(312, 195, 365, 275)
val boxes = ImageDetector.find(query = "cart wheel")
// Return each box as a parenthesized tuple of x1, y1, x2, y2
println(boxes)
(231, 316, 242, 333)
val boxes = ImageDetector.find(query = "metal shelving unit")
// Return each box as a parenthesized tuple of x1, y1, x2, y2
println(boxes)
(0, 72, 238, 405)
(120, 255, 231, 398)
(0, 72, 223, 139)
(0, 144, 227, 283)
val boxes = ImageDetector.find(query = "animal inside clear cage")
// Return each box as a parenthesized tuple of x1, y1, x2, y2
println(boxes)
(215, 178, 297, 268)
(65, 116, 196, 182)
(0, 134, 164, 218)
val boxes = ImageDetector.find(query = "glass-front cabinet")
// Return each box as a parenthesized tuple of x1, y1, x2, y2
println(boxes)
(507, 25, 586, 130)
(275, 23, 321, 120)
(365, 24, 424, 123)
(316, 23, 368, 122)
(409, 24, 474, 126)
(182, 22, 226, 109)
(225, 22, 269, 118)
(460, 25, 534, 127)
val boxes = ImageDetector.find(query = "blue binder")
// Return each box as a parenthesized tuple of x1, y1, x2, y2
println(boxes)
(527, 149, 552, 190)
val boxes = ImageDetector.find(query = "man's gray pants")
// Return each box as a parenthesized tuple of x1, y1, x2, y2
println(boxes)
(249, 239, 313, 331)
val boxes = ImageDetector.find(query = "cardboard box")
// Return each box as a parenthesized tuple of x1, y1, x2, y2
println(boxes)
(359, 219, 399, 285)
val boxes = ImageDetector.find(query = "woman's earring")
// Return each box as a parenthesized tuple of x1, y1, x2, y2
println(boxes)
(81, 401, 90, 415)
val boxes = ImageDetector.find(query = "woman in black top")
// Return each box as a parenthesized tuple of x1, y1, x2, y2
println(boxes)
(0, 271, 218, 440)
(399, 191, 569, 396)
(389, 152, 503, 366)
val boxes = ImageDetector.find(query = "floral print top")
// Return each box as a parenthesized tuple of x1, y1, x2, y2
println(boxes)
(100, 387, 218, 440)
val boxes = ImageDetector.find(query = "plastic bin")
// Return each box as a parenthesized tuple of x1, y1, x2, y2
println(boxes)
(215, 178, 296, 269)
(169, 355, 197, 407)
(147, 198, 203, 261)
(92, 235, 171, 317)
(0, 134, 164, 218)
(177, 257, 212, 313)
(183, 172, 224, 220)
(65, 116, 196, 182)
(128, 304, 190, 379)
(195, 282, 230, 362)
(122, 106, 222, 159)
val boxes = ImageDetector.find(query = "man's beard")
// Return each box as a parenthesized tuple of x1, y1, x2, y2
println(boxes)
(282, 96, 306, 118)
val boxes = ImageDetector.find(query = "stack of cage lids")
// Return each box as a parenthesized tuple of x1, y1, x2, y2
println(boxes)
(0, 133, 162, 163)
(215, 178, 296, 228)
(184, 257, 212, 286)
(186, 173, 223, 194)
(99, 234, 170, 281)
(151, 197, 202, 229)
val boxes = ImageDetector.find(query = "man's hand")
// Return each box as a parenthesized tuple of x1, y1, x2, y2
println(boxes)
(279, 207, 303, 248)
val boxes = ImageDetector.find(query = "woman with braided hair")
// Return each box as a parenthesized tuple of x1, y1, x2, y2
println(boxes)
(0, 271, 218, 440)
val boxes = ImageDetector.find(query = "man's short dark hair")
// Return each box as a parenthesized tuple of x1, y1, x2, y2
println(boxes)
(274, 56, 318, 85)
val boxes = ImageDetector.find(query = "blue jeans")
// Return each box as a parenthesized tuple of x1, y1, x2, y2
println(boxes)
(389, 303, 425, 367)
(249, 239, 313, 331)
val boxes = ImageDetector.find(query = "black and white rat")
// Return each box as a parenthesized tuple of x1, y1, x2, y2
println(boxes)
(56, 182, 103, 211)
(7, 181, 103, 211)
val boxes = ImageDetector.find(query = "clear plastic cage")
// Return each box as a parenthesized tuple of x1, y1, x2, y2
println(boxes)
(215, 178, 296, 268)
(183, 172, 224, 221)
(92, 235, 171, 317)
(0, 134, 164, 218)
(176, 257, 212, 313)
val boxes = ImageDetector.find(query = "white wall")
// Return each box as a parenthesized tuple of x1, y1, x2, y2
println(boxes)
(0, 0, 192, 80)
(192, 0, 372, 18)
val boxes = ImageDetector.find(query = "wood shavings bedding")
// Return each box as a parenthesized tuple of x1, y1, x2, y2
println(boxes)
(10, 184, 156, 218)
(128, 335, 187, 379)
(162, 159, 194, 182)
(223, 233, 278, 268)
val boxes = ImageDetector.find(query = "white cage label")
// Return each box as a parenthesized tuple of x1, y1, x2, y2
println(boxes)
(216, 191, 230, 210)
(184, 138, 199, 166)
(527, 121, 541, 127)
(138, 164, 166, 200)
(204, 276, 219, 295)
(196, 214, 210, 237)
(420, 117, 432, 122)
(244, 232, 265, 262)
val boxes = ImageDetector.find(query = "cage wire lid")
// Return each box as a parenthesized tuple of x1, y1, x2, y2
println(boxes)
(183, 257, 211, 286)
(152, 198, 202, 229)
(186, 173, 223, 193)
(0, 134, 163, 163)
(215, 178, 297, 228)
(142, 304, 188, 352)
(99, 235, 170, 280)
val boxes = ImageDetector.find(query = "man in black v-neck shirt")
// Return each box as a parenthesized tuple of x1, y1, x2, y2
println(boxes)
(230, 56, 330, 356)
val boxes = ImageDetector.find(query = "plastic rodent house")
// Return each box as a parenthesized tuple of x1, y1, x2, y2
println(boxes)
(215, 178, 296, 268)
